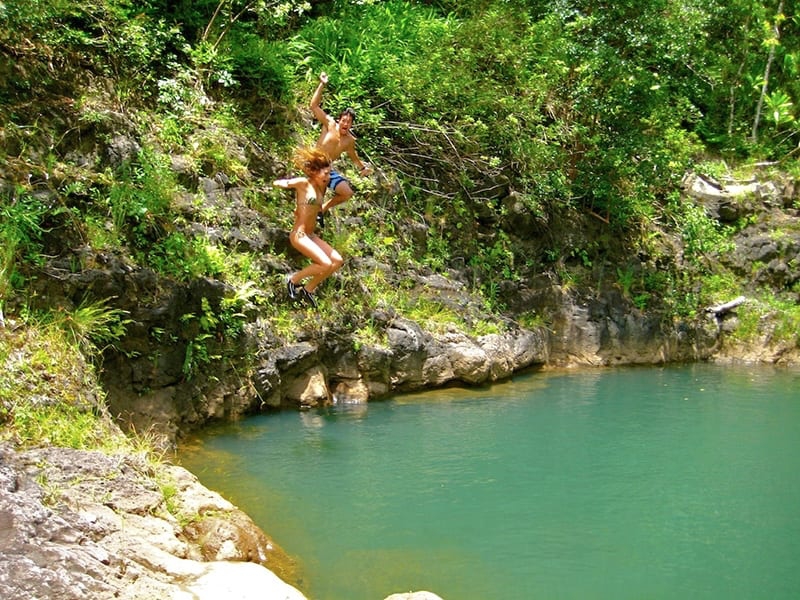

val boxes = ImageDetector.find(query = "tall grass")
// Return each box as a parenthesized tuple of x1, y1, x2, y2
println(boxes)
(0, 190, 48, 325)
(51, 298, 130, 358)
(0, 301, 131, 450)
(0, 239, 15, 326)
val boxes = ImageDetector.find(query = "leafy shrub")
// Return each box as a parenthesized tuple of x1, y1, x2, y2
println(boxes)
(141, 233, 230, 281)
(227, 31, 294, 100)
(0, 189, 47, 301)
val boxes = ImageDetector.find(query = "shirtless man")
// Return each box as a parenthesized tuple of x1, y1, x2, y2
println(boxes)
(310, 71, 373, 217)
(273, 148, 343, 308)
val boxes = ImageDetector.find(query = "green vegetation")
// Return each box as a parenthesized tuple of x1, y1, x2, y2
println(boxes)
(0, 190, 48, 321)
(0, 318, 125, 449)
(729, 292, 800, 347)
(1, 0, 799, 455)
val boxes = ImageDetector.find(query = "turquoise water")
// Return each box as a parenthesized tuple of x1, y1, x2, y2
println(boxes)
(178, 364, 800, 600)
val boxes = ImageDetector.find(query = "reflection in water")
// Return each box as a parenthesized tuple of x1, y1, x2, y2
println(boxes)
(299, 410, 325, 430)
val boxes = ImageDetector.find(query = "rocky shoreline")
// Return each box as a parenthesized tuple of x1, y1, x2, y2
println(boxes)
(0, 439, 442, 599)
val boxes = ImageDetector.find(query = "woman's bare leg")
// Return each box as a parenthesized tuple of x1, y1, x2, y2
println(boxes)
(289, 232, 342, 292)
(303, 237, 343, 292)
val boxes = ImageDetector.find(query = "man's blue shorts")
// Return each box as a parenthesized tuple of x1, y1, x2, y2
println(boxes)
(328, 169, 351, 191)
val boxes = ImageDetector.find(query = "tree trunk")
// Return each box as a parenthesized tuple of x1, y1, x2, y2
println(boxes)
(751, 0, 784, 142)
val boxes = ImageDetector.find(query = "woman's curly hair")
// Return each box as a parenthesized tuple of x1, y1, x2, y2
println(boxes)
(294, 147, 331, 175)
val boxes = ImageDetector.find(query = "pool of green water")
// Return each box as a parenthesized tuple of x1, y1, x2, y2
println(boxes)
(178, 364, 800, 600)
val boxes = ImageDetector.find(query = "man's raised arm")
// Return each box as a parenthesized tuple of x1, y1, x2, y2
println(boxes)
(347, 147, 373, 176)
(310, 72, 329, 124)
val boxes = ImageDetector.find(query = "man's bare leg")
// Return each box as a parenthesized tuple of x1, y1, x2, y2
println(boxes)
(324, 181, 354, 212)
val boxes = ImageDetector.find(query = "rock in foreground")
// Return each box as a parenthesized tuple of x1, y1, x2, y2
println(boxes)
(0, 443, 306, 600)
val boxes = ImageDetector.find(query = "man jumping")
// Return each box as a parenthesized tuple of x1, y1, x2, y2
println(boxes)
(310, 71, 373, 217)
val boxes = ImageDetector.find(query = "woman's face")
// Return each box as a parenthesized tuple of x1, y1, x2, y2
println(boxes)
(312, 165, 331, 187)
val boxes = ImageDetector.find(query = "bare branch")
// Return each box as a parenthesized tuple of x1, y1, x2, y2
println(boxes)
(706, 296, 746, 316)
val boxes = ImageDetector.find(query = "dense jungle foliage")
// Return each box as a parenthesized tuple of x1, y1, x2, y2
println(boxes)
(1, 0, 799, 444)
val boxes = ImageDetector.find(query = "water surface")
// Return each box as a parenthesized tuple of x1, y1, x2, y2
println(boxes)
(178, 364, 800, 599)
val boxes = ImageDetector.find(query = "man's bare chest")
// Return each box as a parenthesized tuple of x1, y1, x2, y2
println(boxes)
(320, 128, 352, 153)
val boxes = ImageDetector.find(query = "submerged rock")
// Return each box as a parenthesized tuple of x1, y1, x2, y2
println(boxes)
(384, 592, 446, 600)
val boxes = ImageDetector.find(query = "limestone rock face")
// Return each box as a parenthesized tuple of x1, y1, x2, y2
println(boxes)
(0, 444, 305, 600)
(285, 365, 330, 408)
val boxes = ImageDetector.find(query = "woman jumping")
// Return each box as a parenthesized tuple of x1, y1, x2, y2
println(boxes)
(273, 148, 344, 308)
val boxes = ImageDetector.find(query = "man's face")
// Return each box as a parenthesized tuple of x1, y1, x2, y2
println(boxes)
(338, 113, 353, 132)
